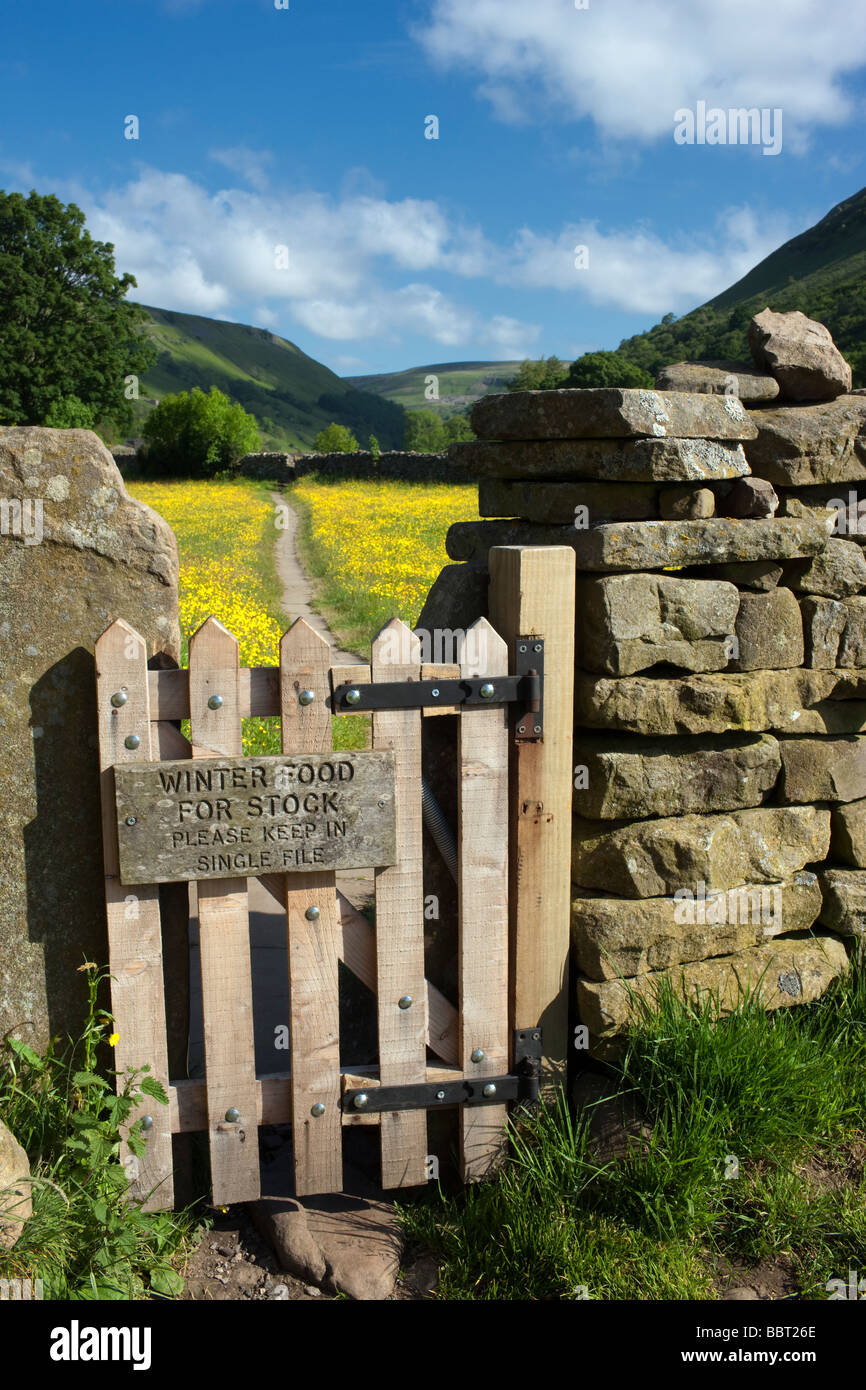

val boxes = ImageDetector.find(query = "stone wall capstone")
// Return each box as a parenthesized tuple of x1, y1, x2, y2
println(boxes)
(238, 449, 457, 484)
(0, 428, 182, 1050)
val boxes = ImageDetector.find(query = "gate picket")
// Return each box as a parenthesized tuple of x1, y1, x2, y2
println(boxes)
(188, 618, 260, 1205)
(279, 619, 343, 1195)
(371, 619, 429, 1188)
(95, 619, 174, 1210)
(457, 618, 510, 1179)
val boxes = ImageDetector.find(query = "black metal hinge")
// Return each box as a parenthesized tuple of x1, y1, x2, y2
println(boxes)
(332, 636, 544, 742)
(341, 1028, 542, 1115)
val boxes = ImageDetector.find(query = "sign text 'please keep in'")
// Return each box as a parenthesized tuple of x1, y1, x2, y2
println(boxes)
(114, 752, 397, 884)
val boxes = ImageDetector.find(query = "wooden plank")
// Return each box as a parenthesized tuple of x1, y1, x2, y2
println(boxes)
(95, 619, 174, 1211)
(280, 618, 343, 1196)
(188, 618, 260, 1205)
(457, 618, 510, 1179)
(149, 666, 279, 721)
(421, 662, 461, 715)
(371, 619, 428, 1188)
(489, 548, 575, 1086)
(169, 1066, 460, 1134)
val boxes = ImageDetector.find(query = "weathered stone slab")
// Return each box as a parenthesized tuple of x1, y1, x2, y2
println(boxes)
(743, 396, 866, 486)
(748, 309, 852, 402)
(731, 587, 803, 671)
(830, 798, 866, 866)
(704, 560, 783, 590)
(572, 805, 831, 898)
(574, 668, 866, 737)
(450, 436, 751, 483)
(478, 477, 659, 524)
(574, 573, 739, 676)
(0, 427, 180, 1050)
(415, 561, 488, 632)
(655, 360, 779, 402)
(572, 872, 821, 980)
(470, 388, 758, 441)
(446, 516, 828, 570)
(115, 753, 398, 884)
(572, 733, 779, 821)
(801, 596, 866, 668)
(720, 477, 779, 518)
(784, 538, 866, 598)
(817, 868, 866, 937)
(778, 735, 866, 804)
(576, 933, 849, 1038)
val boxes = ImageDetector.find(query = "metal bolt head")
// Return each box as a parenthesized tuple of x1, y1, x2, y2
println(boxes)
(431, 688, 440, 698)
(398, 995, 413, 1010)
(225, 1107, 240, 1124)
(479, 682, 495, 700)
(470, 1048, 485, 1063)
(517, 724, 526, 734)
(534, 725, 542, 734)
(125, 816, 137, 827)
(310, 1102, 326, 1118)
(207, 694, 224, 710)
(482, 1083, 497, 1098)
(353, 1093, 369, 1110)
(533, 643, 542, 652)
(140, 1115, 153, 1131)
(124, 734, 140, 750)
(298, 689, 315, 706)
(435, 1090, 446, 1101)
(345, 688, 361, 706)
(110, 690, 128, 708)
(305, 905, 321, 921)
(518, 644, 527, 653)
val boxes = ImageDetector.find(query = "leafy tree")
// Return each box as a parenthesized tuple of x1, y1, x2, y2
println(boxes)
(505, 356, 568, 392)
(142, 386, 261, 477)
(0, 189, 155, 429)
(368, 433, 381, 459)
(313, 422, 359, 453)
(43, 394, 97, 430)
(443, 414, 475, 443)
(564, 350, 655, 389)
(403, 409, 447, 451)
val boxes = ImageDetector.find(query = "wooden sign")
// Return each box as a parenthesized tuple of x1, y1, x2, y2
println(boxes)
(114, 752, 397, 885)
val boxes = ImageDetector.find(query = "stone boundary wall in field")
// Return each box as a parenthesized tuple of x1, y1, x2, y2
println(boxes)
(238, 449, 455, 484)
(421, 347, 866, 1059)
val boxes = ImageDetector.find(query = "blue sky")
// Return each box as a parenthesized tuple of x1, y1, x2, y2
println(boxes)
(1, 0, 865, 375)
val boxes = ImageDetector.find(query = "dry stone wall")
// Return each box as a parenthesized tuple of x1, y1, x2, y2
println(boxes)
(441, 317, 865, 1058)
(238, 449, 455, 484)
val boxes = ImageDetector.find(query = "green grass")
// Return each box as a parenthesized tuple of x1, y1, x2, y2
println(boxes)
(398, 962, 866, 1300)
(345, 360, 521, 416)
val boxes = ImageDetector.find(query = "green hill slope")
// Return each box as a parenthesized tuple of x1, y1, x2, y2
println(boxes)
(345, 360, 521, 415)
(135, 306, 406, 450)
(615, 186, 866, 386)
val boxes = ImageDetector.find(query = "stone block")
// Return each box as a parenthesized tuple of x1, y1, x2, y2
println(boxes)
(576, 933, 849, 1038)
(654, 360, 779, 402)
(478, 477, 658, 524)
(830, 798, 866, 866)
(449, 436, 751, 483)
(572, 805, 831, 898)
(730, 588, 803, 671)
(817, 867, 866, 937)
(743, 396, 866, 486)
(748, 309, 853, 402)
(778, 735, 866, 803)
(572, 872, 822, 980)
(572, 732, 780, 820)
(470, 387, 758, 442)
(574, 572, 739, 676)
(658, 486, 715, 519)
(784, 538, 866, 597)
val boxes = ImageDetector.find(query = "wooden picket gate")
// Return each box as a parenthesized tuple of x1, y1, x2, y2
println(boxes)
(94, 546, 575, 1211)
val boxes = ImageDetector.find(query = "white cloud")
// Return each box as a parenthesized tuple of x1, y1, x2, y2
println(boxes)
(416, 0, 866, 148)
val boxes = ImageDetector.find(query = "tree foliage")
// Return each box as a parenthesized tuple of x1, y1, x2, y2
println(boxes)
(564, 350, 655, 389)
(506, 356, 568, 392)
(313, 422, 359, 453)
(142, 386, 261, 477)
(0, 189, 155, 429)
(403, 409, 474, 450)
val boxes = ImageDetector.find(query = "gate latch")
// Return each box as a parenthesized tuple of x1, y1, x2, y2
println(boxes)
(332, 636, 544, 743)
(341, 1028, 542, 1114)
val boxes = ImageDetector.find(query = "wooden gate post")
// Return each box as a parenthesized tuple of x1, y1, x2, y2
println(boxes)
(489, 546, 576, 1086)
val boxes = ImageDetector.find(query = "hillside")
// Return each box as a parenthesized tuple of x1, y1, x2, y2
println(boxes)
(616, 186, 866, 386)
(135, 306, 406, 451)
(345, 360, 520, 415)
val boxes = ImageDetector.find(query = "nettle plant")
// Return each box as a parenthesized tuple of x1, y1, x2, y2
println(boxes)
(1, 963, 189, 1300)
